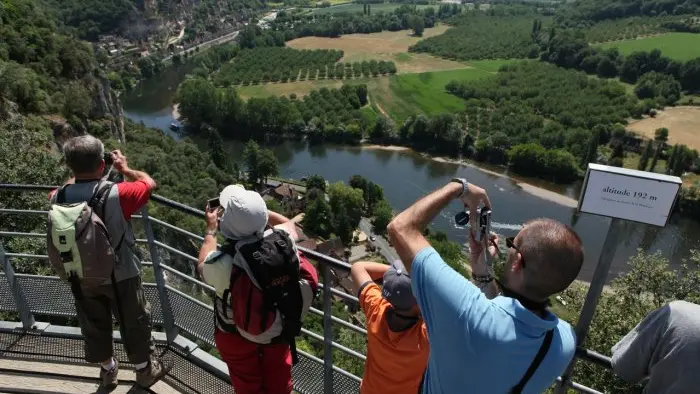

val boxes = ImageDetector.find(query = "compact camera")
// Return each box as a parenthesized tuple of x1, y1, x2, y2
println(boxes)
(454, 207, 492, 242)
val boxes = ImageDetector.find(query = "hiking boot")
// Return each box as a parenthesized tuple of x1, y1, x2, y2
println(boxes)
(98, 360, 119, 393)
(135, 357, 172, 388)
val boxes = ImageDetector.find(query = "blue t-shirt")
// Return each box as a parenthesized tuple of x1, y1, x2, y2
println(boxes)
(411, 247, 576, 394)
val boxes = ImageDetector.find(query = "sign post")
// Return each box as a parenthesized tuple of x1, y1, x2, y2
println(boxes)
(554, 164, 681, 393)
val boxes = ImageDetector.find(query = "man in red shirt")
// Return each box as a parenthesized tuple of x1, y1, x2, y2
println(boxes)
(51, 135, 170, 392)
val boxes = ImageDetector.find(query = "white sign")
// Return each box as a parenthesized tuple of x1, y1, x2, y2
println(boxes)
(578, 164, 682, 227)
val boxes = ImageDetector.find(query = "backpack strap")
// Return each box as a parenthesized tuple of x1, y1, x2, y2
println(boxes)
(55, 185, 70, 204)
(510, 330, 554, 394)
(88, 181, 114, 218)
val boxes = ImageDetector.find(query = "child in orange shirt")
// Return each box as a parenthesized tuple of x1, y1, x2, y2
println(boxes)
(351, 260, 430, 394)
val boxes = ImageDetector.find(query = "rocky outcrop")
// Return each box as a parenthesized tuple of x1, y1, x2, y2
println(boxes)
(91, 77, 126, 143)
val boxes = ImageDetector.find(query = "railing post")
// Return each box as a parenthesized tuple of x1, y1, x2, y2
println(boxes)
(555, 218, 624, 393)
(322, 263, 334, 394)
(0, 243, 35, 329)
(140, 206, 178, 343)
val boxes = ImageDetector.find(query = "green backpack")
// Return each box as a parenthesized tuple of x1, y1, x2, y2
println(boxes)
(47, 182, 116, 298)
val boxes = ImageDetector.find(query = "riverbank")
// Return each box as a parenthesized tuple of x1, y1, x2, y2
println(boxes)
(365, 144, 580, 208)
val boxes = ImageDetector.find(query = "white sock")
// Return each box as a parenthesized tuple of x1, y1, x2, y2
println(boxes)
(134, 361, 149, 371)
(102, 358, 116, 371)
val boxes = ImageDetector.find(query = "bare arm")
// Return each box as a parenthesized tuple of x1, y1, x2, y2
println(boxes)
(111, 150, 157, 190)
(387, 183, 462, 272)
(268, 210, 289, 226)
(197, 205, 219, 278)
(388, 181, 491, 273)
(351, 261, 389, 294)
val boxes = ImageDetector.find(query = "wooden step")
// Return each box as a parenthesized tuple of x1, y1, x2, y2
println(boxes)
(0, 359, 181, 394)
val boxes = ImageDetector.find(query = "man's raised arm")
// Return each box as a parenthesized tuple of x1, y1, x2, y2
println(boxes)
(387, 180, 491, 272)
(351, 261, 389, 294)
(111, 150, 157, 190)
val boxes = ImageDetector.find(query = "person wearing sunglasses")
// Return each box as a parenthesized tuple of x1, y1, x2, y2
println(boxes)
(387, 179, 584, 394)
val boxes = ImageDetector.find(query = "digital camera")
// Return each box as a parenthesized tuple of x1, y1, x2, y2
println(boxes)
(454, 208, 492, 241)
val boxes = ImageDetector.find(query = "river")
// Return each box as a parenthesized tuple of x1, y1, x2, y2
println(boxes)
(123, 71, 700, 283)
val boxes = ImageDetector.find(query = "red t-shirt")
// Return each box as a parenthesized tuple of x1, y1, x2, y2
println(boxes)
(49, 180, 152, 219)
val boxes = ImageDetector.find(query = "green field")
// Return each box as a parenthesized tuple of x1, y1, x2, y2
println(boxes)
(374, 67, 493, 121)
(237, 62, 507, 121)
(309, 3, 439, 15)
(596, 33, 700, 61)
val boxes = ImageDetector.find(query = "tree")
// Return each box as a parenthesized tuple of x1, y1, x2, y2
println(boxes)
(582, 128, 600, 167)
(654, 127, 669, 144)
(242, 140, 279, 187)
(409, 15, 425, 37)
(306, 174, 327, 193)
(647, 127, 669, 173)
(302, 197, 332, 238)
(681, 58, 700, 92)
(138, 56, 156, 78)
(176, 77, 217, 128)
(638, 139, 653, 171)
(370, 116, 396, 144)
(666, 144, 680, 175)
(372, 200, 393, 235)
(257, 148, 279, 185)
(649, 144, 662, 173)
(609, 143, 625, 167)
(62, 81, 93, 123)
(328, 182, 364, 244)
(208, 128, 228, 171)
(634, 72, 681, 105)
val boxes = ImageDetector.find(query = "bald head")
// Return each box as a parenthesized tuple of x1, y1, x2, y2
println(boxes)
(515, 218, 583, 300)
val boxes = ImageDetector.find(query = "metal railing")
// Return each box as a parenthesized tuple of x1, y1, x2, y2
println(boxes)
(0, 184, 613, 393)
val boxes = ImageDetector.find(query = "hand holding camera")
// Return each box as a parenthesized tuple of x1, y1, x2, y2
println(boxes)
(109, 150, 129, 174)
(205, 197, 221, 232)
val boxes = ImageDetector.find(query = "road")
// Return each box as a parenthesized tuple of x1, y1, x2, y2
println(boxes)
(266, 179, 307, 194)
(359, 218, 399, 263)
(164, 30, 240, 62)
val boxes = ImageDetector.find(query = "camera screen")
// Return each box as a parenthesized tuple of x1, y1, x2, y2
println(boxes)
(207, 197, 220, 209)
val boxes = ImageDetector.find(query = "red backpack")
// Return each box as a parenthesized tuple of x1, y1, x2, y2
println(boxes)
(219, 229, 318, 363)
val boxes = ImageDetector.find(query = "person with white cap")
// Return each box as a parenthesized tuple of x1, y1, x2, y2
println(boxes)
(350, 259, 429, 394)
(197, 185, 318, 394)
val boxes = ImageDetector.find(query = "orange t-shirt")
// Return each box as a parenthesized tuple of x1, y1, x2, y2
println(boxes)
(359, 282, 430, 394)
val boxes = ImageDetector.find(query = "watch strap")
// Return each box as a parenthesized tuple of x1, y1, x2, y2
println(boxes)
(451, 178, 469, 198)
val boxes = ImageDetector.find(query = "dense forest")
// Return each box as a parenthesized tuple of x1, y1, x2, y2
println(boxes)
(409, 14, 545, 60)
(556, 0, 700, 25)
(176, 78, 370, 143)
(259, 3, 462, 40)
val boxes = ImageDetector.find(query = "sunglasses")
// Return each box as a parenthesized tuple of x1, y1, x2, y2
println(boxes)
(506, 237, 526, 268)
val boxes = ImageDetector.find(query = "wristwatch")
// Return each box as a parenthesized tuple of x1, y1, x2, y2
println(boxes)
(205, 229, 217, 237)
(451, 178, 469, 198)
(472, 273, 494, 284)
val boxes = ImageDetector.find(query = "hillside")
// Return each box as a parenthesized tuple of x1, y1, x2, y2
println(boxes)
(38, 0, 263, 42)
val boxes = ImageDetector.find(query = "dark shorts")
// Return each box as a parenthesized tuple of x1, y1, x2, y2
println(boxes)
(74, 276, 154, 364)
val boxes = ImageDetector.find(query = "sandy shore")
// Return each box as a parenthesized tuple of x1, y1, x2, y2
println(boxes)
(172, 104, 180, 120)
(362, 144, 410, 151)
(365, 145, 580, 208)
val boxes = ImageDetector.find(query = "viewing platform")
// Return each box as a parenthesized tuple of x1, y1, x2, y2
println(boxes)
(0, 184, 612, 394)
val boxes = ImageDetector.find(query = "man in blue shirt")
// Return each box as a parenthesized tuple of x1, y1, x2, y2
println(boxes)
(387, 179, 583, 394)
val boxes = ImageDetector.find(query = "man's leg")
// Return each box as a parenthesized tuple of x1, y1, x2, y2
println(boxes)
(262, 344, 293, 394)
(111, 276, 170, 388)
(75, 291, 119, 391)
(111, 276, 154, 365)
(214, 330, 264, 394)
